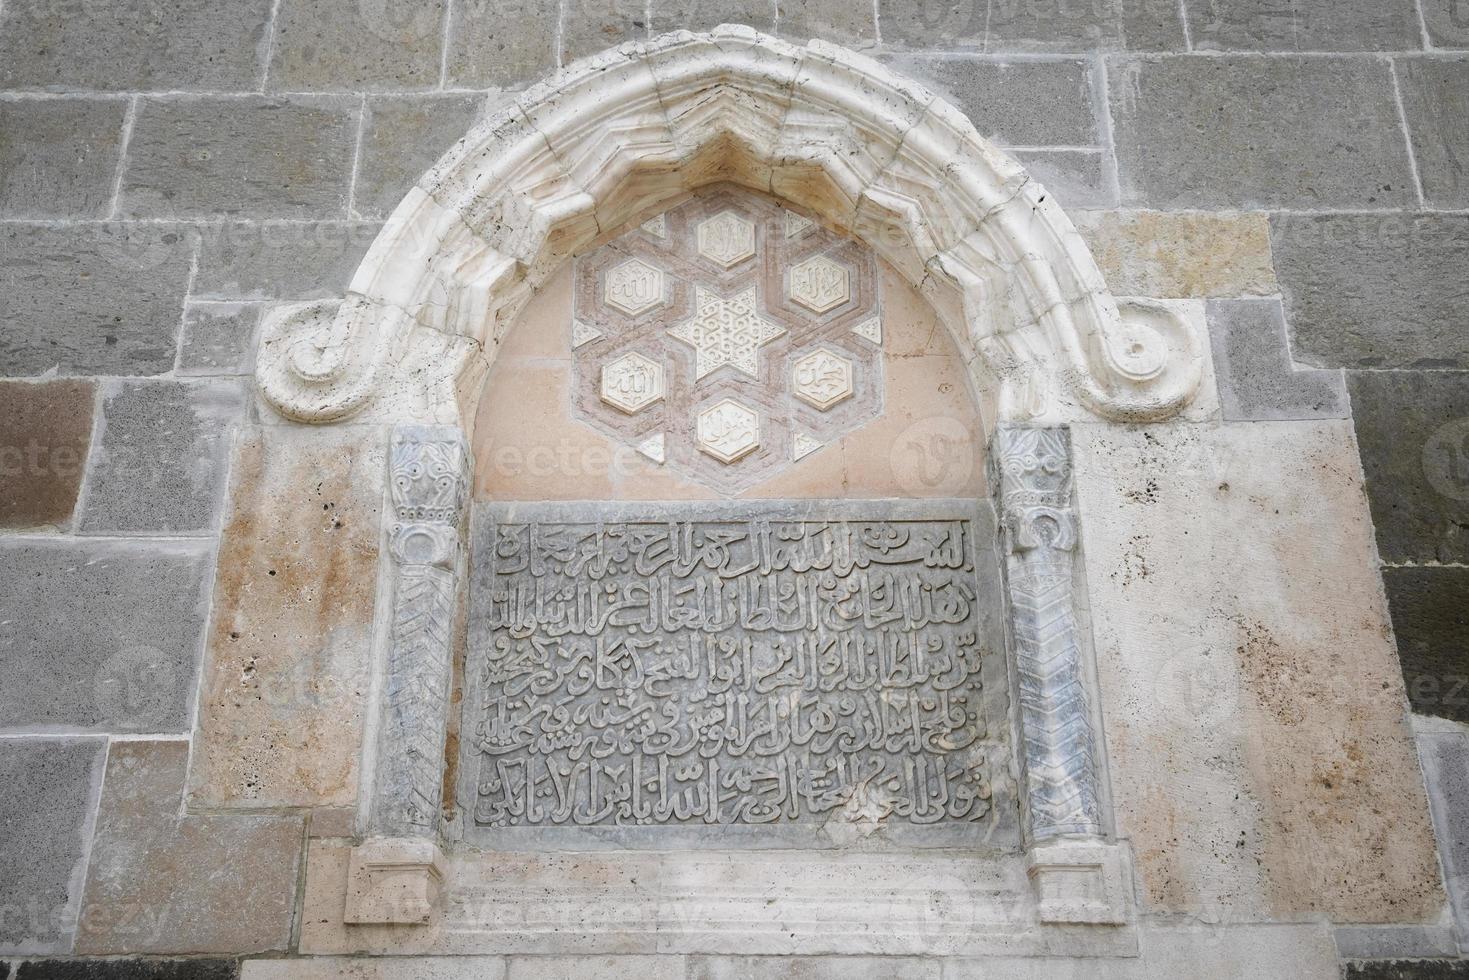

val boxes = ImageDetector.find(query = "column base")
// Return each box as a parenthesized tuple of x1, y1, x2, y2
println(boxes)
(1027, 839, 1132, 925)
(344, 836, 447, 925)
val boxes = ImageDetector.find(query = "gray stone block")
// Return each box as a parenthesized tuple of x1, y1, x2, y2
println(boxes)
(1339, 961, 1469, 980)
(120, 97, 357, 219)
(1111, 56, 1415, 208)
(877, 0, 987, 47)
(12, 961, 240, 980)
(0, 539, 212, 733)
(1205, 298, 1347, 421)
(1013, 149, 1117, 209)
(560, 0, 646, 64)
(0, 380, 95, 530)
(1335, 925, 1461, 960)
(984, 0, 1185, 51)
(268, 0, 446, 91)
(190, 221, 382, 301)
(0, 99, 127, 219)
(1423, 0, 1469, 49)
(444, 0, 556, 88)
(1397, 56, 1469, 209)
(648, 0, 776, 34)
(775, 0, 878, 47)
(77, 379, 247, 536)
(354, 95, 486, 219)
(1386, 567, 1469, 722)
(178, 304, 261, 377)
(0, 739, 105, 954)
(74, 741, 303, 955)
(1271, 214, 1469, 369)
(1417, 732, 1469, 951)
(876, 56, 1099, 147)
(0, 0, 272, 91)
(1347, 370, 1469, 565)
(1185, 0, 1421, 51)
(0, 223, 193, 377)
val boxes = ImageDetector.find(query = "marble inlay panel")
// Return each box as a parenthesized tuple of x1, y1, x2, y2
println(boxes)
(570, 185, 885, 496)
(459, 499, 1018, 850)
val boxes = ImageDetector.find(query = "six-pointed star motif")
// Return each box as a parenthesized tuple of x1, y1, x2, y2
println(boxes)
(668, 285, 786, 380)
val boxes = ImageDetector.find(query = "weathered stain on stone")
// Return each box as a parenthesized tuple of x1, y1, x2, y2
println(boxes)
(188, 425, 383, 809)
(1072, 210, 1278, 298)
(0, 379, 95, 529)
(1075, 421, 1443, 921)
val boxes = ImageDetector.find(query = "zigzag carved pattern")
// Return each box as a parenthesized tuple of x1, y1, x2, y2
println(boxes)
(1009, 554, 1102, 839)
(372, 562, 457, 837)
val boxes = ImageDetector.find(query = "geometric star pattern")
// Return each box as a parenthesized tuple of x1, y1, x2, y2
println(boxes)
(668, 285, 786, 380)
(569, 184, 885, 496)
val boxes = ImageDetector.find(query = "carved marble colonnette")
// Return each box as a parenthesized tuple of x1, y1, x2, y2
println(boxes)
(992, 426, 1129, 925)
(347, 425, 471, 924)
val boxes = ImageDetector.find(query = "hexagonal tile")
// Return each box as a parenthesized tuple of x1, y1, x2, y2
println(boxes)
(788, 253, 850, 314)
(696, 399, 760, 463)
(600, 352, 665, 414)
(792, 347, 855, 411)
(696, 210, 756, 268)
(604, 258, 665, 316)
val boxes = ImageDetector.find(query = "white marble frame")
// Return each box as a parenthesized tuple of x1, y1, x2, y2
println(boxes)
(264, 26, 1196, 933)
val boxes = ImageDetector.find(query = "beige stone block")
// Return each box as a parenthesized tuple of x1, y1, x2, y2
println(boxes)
(345, 838, 446, 925)
(1072, 210, 1278, 299)
(506, 955, 685, 980)
(1074, 420, 1443, 922)
(75, 740, 304, 954)
(242, 957, 508, 979)
(188, 424, 384, 810)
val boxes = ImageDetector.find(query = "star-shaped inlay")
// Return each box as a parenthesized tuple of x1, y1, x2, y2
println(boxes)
(668, 285, 786, 381)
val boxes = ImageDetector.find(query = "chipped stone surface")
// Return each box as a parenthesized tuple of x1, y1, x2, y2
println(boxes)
(76, 740, 303, 954)
(1074, 421, 1443, 921)
(178, 304, 261, 377)
(77, 379, 247, 535)
(188, 425, 382, 809)
(0, 379, 95, 530)
(1071, 211, 1278, 299)
(0, 539, 212, 733)
(0, 738, 106, 954)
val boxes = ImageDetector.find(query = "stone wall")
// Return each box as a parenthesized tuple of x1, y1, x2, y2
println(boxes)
(0, 1, 1466, 978)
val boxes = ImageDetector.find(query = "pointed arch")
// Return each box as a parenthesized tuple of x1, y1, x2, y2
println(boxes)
(256, 25, 1202, 431)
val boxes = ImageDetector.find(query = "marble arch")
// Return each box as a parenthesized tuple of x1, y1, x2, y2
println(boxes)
(255, 26, 1206, 939)
(255, 25, 1203, 432)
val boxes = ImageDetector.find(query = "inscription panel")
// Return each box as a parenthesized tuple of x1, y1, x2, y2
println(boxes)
(460, 500, 1018, 850)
